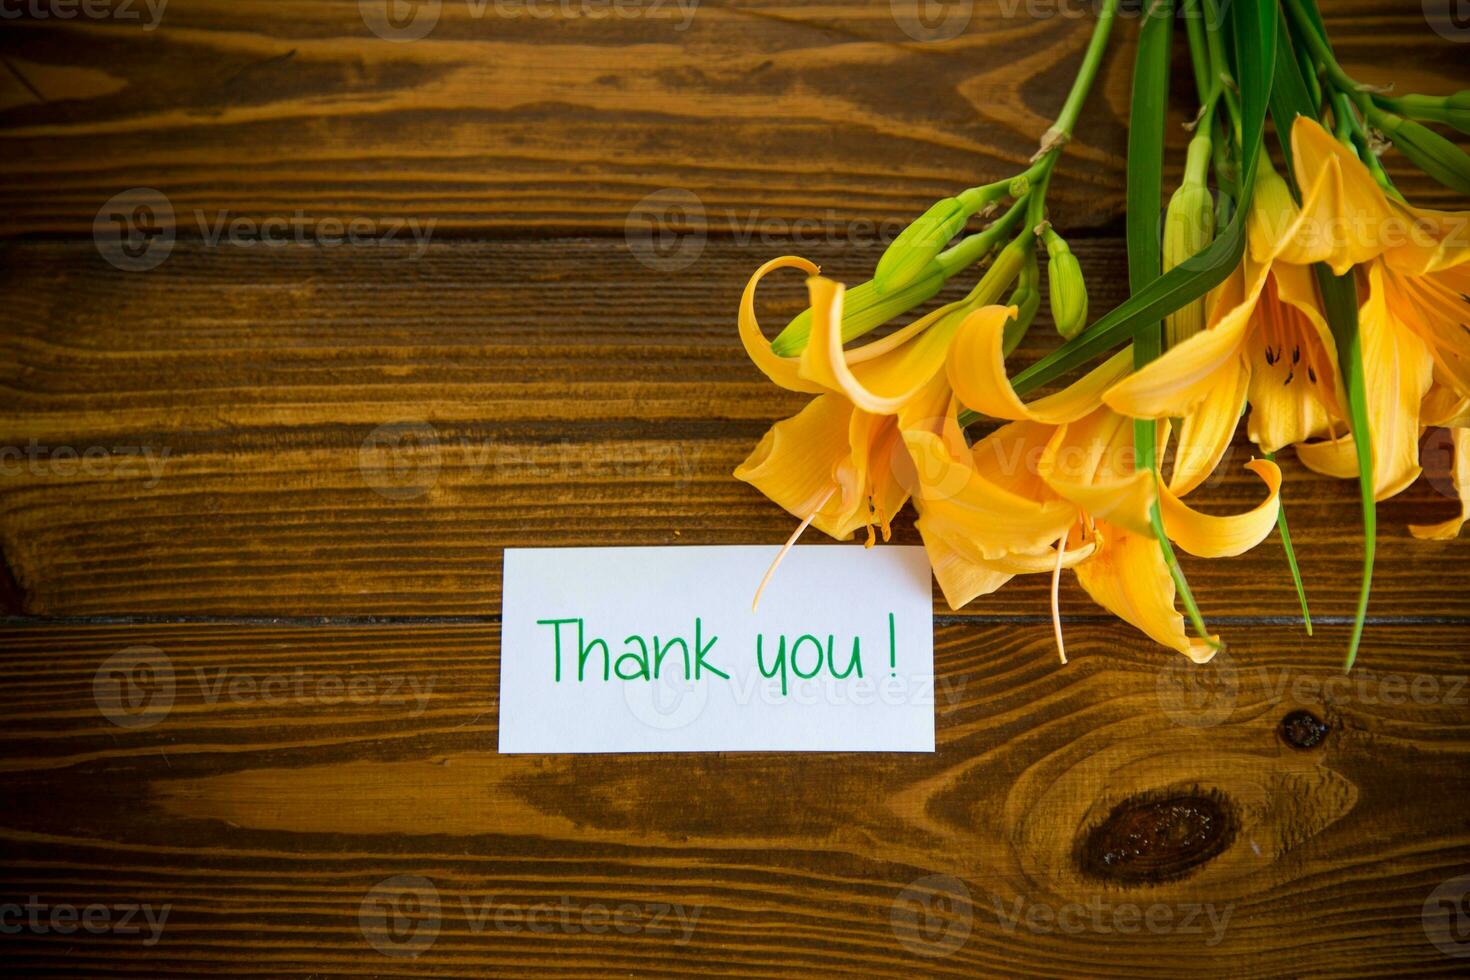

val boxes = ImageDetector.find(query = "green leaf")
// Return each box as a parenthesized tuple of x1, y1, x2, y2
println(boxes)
(1272, 10, 1375, 670)
(1010, 0, 1278, 396)
(1317, 265, 1374, 671)
(1126, 0, 1215, 650)
(1264, 452, 1313, 635)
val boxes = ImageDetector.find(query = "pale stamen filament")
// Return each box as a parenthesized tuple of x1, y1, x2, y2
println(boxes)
(1051, 523, 1073, 665)
(752, 486, 837, 612)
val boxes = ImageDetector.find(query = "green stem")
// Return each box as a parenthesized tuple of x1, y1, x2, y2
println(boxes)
(1182, 0, 1212, 105)
(1282, 0, 1367, 109)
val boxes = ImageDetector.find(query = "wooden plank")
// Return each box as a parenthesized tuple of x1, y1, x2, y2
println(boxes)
(1, 620, 1468, 976)
(0, 0, 1465, 238)
(2, 238, 1466, 620)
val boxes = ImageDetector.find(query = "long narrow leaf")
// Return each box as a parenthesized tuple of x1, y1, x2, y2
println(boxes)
(1271, 12, 1376, 669)
(1126, 0, 1214, 647)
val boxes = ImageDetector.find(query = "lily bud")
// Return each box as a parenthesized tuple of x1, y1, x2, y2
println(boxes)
(1249, 161, 1297, 262)
(1002, 256, 1040, 356)
(1044, 233, 1088, 340)
(1163, 136, 1216, 348)
(1374, 111, 1470, 196)
(1387, 92, 1470, 138)
(874, 184, 1002, 295)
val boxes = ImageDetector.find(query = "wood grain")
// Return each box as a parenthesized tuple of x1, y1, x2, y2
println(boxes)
(0, 0, 1465, 238)
(2, 238, 1467, 620)
(2, 621, 1468, 977)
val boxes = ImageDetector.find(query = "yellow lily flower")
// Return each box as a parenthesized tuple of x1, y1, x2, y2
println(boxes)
(733, 254, 1006, 545)
(1102, 150, 1348, 494)
(947, 307, 1284, 662)
(1270, 117, 1470, 500)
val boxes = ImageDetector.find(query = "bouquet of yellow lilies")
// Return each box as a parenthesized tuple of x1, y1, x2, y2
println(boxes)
(735, 0, 1470, 670)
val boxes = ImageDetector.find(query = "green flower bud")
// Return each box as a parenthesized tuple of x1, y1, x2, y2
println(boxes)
(1249, 161, 1297, 260)
(1374, 110, 1470, 196)
(1002, 256, 1040, 356)
(874, 184, 1002, 295)
(1163, 136, 1216, 348)
(1044, 235, 1088, 340)
(1387, 92, 1470, 138)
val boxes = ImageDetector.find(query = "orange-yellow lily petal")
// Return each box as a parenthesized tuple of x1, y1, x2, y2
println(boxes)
(1412, 429, 1470, 541)
(1168, 354, 1249, 496)
(1243, 263, 1345, 453)
(1160, 458, 1282, 558)
(1039, 408, 1157, 537)
(1103, 262, 1262, 421)
(1358, 262, 1435, 498)
(1285, 117, 1400, 275)
(917, 518, 1095, 610)
(800, 276, 964, 415)
(739, 256, 829, 395)
(948, 304, 1134, 423)
(902, 426, 1077, 562)
(1072, 522, 1220, 663)
(734, 393, 910, 541)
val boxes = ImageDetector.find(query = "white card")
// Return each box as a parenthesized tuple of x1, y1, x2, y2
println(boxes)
(499, 546, 935, 753)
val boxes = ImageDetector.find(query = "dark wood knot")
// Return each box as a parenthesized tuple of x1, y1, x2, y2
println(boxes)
(1077, 792, 1236, 884)
(1279, 709, 1329, 750)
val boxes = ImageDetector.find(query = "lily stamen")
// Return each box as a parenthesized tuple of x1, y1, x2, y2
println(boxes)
(752, 486, 836, 612)
(1051, 524, 1073, 665)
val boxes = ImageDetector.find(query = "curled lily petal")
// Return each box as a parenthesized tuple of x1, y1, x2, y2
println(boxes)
(739, 256, 828, 394)
(949, 305, 1134, 423)
(800, 277, 964, 414)
(1072, 522, 1220, 663)
(1295, 432, 1360, 480)
(1160, 458, 1282, 558)
(1411, 429, 1470, 541)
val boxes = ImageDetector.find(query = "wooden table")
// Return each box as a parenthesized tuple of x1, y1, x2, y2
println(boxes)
(3, 2, 1469, 976)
